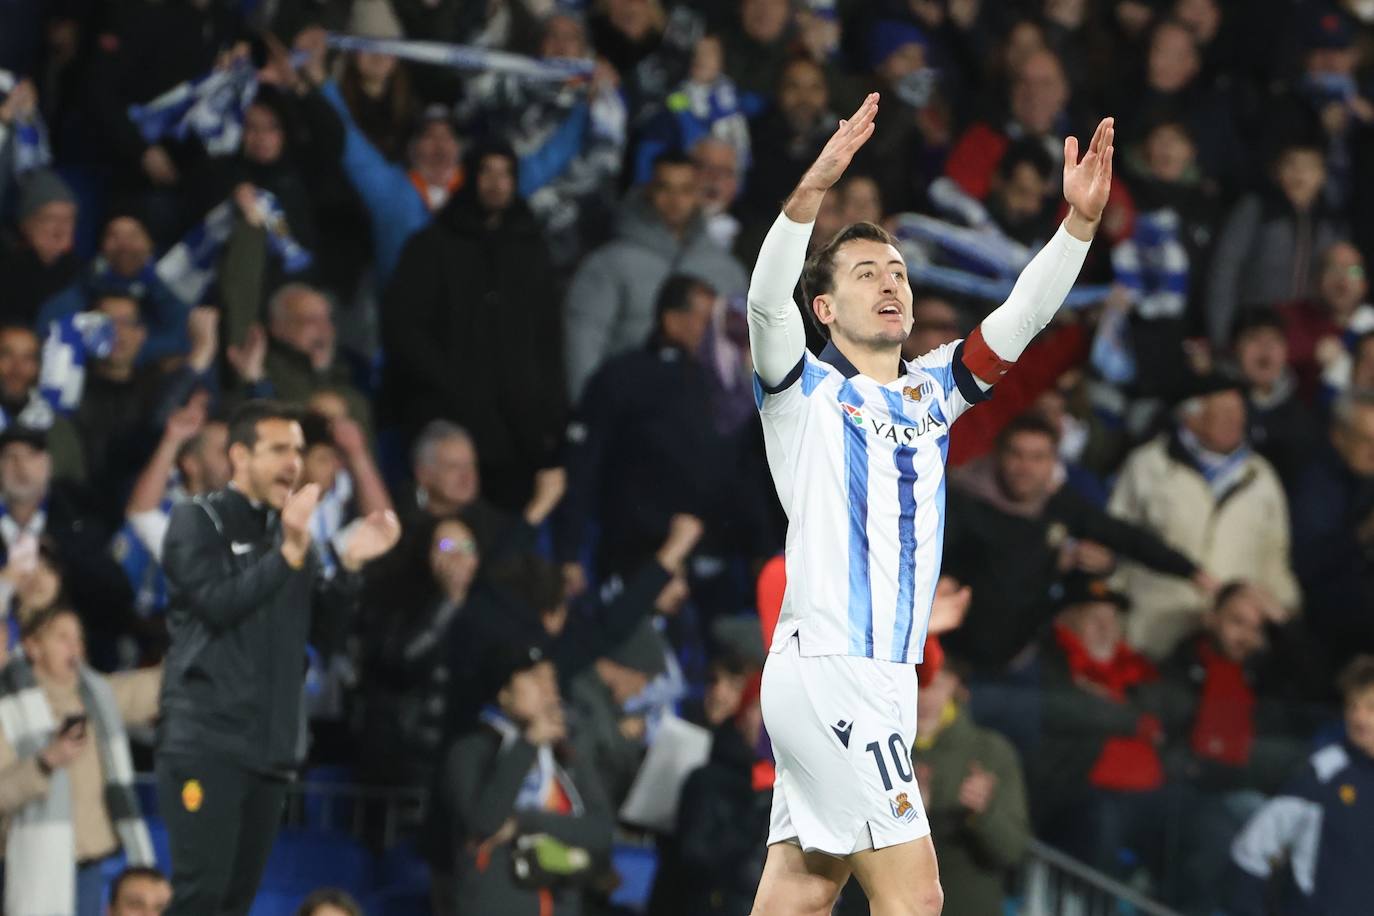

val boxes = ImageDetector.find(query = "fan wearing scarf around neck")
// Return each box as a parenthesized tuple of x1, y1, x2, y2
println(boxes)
(0, 604, 161, 916)
(435, 634, 612, 916)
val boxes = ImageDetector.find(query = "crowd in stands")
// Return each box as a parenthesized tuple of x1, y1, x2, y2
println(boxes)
(2, 0, 1374, 914)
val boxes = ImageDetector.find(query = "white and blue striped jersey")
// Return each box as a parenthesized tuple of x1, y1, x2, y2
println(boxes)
(755, 340, 988, 663)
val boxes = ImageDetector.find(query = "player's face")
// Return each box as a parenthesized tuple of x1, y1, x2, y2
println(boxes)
(996, 431, 1057, 502)
(1346, 687, 1374, 759)
(1208, 591, 1266, 662)
(822, 239, 912, 350)
(234, 419, 305, 510)
(1236, 327, 1287, 390)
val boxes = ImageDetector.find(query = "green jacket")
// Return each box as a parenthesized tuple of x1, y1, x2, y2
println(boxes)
(913, 707, 1030, 916)
(262, 341, 373, 437)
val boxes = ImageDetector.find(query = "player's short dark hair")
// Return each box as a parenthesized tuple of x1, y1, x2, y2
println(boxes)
(1339, 655, 1374, 701)
(996, 412, 1060, 451)
(294, 888, 363, 916)
(228, 399, 303, 450)
(654, 274, 715, 325)
(108, 866, 168, 905)
(651, 149, 697, 176)
(800, 221, 900, 339)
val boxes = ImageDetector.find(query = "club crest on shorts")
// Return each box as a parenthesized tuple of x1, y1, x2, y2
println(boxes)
(182, 779, 203, 813)
(890, 792, 918, 823)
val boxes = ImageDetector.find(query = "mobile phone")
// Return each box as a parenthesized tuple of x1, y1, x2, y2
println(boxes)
(59, 714, 87, 738)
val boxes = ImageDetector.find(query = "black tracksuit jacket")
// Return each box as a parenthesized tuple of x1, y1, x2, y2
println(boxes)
(156, 487, 359, 774)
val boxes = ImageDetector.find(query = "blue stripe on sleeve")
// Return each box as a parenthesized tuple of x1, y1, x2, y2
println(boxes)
(881, 389, 920, 662)
(838, 380, 873, 657)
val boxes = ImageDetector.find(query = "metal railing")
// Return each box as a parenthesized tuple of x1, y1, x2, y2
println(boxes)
(1016, 839, 1185, 916)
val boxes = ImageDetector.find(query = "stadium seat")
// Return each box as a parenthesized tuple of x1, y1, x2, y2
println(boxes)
(377, 837, 431, 893)
(259, 829, 374, 899)
(609, 843, 658, 912)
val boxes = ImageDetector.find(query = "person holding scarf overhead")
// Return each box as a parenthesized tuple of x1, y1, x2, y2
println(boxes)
(433, 631, 612, 916)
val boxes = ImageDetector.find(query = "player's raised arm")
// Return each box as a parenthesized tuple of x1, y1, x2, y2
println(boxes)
(960, 117, 1115, 390)
(749, 93, 880, 389)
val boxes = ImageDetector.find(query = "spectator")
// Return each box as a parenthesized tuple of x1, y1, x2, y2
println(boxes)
(457, 13, 627, 267)
(0, 605, 160, 916)
(1108, 374, 1300, 658)
(942, 413, 1208, 675)
(911, 659, 1030, 916)
(558, 275, 739, 588)
(335, 4, 414, 164)
(980, 138, 1061, 246)
(563, 152, 748, 401)
(1228, 655, 1374, 916)
(107, 866, 171, 916)
(0, 425, 136, 669)
(263, 284, 373, 436)
(359, 514, 481, 791)
(1157, 582, 1324, 794)
(433, 638, 612, 916)
(319, 64, 464, 287)
(901, 295, 962, 361)
(296, 411, 394, 578)
(383, 143, 564, 510)
(668, 665, 769, 916)
(0, 170, 80, 327)
(115, 395, 226, 630)
(1278, 240, 1374, 401)
(292, 887, 361, 916)
(0, 324, 87, 481)
(1205, 138, 1345, 347)
(741, 57, 833, 226)
(1232, 307, 1321, 488)
(404, 420, 480, 523)
(568, 618, 672, 809)
(691, 137, 745, 253)
(723, 0, 794, 102)
(72, 299, 216, 520)
(1289, 391, 1374, 667)
(1033, 576, 1172, 882)
(38, 212, 193, 365)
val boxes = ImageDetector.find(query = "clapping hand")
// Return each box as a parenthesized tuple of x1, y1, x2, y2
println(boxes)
(1063, 117, 1114, 227)
(280, 483, 320, 568)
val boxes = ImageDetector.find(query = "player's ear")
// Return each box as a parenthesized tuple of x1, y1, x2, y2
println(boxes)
(812, 295, 835, 328)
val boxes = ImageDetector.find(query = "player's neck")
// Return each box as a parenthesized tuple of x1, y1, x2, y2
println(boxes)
(831, 334, 904, 385)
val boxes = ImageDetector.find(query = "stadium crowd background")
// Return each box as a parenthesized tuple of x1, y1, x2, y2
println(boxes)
(1, 0, 1374, 914)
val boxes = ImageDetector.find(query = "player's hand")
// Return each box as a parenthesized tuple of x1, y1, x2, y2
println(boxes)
(928, 576, 971, 635)
(799, 93, 880, 193)
(1063, 116, 1114, 231)
(340, 510, 401, 571)
(958, 762, 998, 815)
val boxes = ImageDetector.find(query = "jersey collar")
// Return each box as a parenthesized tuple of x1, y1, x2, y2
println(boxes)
(819, 341, 907, 382)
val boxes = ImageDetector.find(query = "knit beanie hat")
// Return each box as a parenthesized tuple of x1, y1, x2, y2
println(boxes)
(17, 169, 76, 223)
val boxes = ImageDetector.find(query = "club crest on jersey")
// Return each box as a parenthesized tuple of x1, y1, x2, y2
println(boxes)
(842, 403, 865, 426)
(903, 382, 933, 402)
(890, 792, 919, 823)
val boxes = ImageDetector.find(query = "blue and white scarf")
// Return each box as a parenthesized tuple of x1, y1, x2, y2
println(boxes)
(0, 70, 52, 175)
(1112, 209, 1189, 320)
(38, 313, 115, 413)
(157, 188, 311, 306)
(1177, 427, 1253, 498)
(325, 34, 594, 82)
(479, 707, 584, 814)
(128, 60, 260, 157)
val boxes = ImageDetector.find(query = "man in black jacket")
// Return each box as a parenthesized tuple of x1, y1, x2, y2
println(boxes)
(154, 400, 399, 916)
(941, 413, 1217, 675)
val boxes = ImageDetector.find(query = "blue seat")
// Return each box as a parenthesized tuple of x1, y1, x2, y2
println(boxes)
(299, 766, 357, 833)
(248, 889, 306, 916)
(259, 829, 374, 899)
(609, 844, 658, 912)
(377, 838, 431, 893)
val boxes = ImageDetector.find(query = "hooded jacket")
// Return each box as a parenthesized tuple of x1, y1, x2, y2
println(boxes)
(562, 191, 748, 401)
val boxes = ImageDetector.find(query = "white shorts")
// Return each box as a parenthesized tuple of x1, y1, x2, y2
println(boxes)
(762, 633, 930, 857)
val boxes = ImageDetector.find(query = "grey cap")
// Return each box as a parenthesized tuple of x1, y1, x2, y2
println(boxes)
(607, 619, 668, 677)
(17, 169, 76, 223)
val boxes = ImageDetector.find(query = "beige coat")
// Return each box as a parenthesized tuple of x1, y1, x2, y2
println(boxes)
(0, 667, 160, 862)
(1108, 436, 1300, 659)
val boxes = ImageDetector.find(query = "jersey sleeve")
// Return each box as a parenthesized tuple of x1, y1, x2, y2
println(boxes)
(910, 339, 993, 424)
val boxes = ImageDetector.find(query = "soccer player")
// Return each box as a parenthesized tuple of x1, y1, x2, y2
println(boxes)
(748, 93, 1113, 914)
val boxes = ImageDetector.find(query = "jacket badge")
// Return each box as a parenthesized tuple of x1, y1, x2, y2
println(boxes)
(182, 779, 204, 813)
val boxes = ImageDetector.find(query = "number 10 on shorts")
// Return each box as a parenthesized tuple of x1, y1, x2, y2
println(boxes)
(867, 733, 920, 824)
